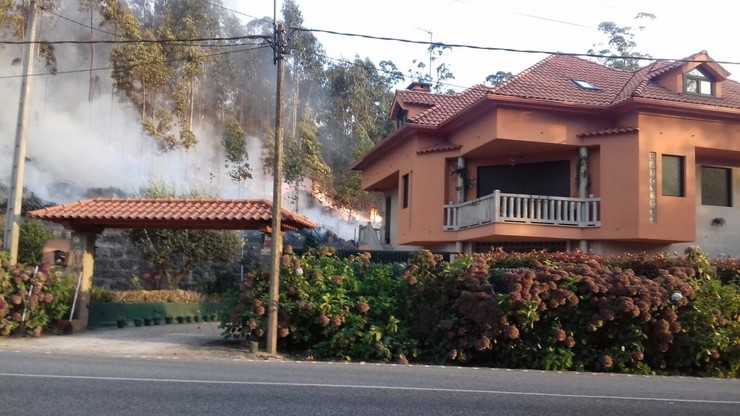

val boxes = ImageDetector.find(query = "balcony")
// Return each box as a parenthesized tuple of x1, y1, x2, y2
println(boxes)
(444, 190, 600, 231)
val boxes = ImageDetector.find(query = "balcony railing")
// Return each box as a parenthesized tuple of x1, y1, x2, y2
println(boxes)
(444, 190, 600, 231)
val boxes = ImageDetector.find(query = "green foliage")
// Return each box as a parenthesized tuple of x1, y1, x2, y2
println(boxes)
(221, 247, 418, 363)
(126, 182, 243, 289)
(485, 71, 513, 86)
(0, 263, 75, 337)
(673, 280, 740, 377)
(222, 117, 252, 181)
(18, 219, 54, 267)
(221, 246, 738, 376)
(588, 12, 656, 70)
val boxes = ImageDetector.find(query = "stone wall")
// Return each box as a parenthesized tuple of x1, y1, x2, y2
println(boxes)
(93, 229, 148, 289)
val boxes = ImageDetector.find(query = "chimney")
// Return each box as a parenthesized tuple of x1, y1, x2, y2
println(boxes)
(406, 81, 431, 92)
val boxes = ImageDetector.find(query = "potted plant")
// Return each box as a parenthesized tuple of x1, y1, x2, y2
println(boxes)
(165, 315, 174, 324)
(176, 316, 185, 324)
(208, 310, 218, 322)
(133, 318, 143, 327)
(152, 312, 161, 325)
(192, 311, 201, 323)
(116, 316, 128, 328)
(144, 317, 152, 326)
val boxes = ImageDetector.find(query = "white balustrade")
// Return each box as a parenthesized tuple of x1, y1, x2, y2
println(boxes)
(444, 190, 600, 230)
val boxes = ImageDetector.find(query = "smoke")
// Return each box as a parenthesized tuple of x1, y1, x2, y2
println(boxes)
(0, 9, 362, 241)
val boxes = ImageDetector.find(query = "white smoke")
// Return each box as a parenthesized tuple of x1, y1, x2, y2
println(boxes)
(0, 9, 362, 241)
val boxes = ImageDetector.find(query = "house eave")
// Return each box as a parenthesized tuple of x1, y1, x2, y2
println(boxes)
(611, 97, 740, 119)
(350, 123, 437, 170)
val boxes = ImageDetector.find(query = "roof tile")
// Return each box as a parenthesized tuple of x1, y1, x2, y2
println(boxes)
(27, 198, 317, 231)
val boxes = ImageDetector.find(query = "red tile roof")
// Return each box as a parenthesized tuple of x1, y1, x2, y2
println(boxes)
(577, 127, 639, 138)
(27, 198, 317, 231)
(417, 142, 462, 154)
(392, 54, 739, 125)
(396, 84, 490, 126)
(489, 54, 740, 110)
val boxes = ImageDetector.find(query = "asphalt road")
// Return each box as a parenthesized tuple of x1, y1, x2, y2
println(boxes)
(1, 350, 738, 416)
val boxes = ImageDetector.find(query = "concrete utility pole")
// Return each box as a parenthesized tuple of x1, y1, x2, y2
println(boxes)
(4, 0, 39, 263)
(266, 21, 287, 356)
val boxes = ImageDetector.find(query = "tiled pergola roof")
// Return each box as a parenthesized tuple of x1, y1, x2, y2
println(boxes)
(27, 198, 317, 232)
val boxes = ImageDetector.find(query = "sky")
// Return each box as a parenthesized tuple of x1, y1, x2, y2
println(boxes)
(229, 0, 740, 90)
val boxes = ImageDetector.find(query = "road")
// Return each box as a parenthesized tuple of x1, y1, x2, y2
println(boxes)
(0, 350, 737, 416)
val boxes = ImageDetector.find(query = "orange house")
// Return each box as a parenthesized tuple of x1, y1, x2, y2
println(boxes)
(352, 51, 739, 258)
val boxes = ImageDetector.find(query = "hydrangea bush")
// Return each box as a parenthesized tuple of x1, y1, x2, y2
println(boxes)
(222, 246, 739, 377)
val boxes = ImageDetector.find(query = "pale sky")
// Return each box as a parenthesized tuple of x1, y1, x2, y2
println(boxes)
(229, 0, 740, 90)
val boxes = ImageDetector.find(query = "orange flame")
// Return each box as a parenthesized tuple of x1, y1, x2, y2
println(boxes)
(311, 183, 373, 223)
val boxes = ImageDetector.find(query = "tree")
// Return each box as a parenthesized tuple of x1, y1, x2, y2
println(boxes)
(486, 71, 513, 86)
(588, 13, 656, 71)
(222, 116, 252, 182)
(408, 43, 455, 93)
(126, 182, 243, 290)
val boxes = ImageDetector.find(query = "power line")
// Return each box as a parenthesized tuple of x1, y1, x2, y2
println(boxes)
(194, 0, 272, 24)
(44, 9, 121, 39)
(0, 34, 270, 46)
(291, 27, 740, 66)
(0, 45, 270, 79)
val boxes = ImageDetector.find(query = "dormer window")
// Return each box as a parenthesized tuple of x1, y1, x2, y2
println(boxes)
(684, 68, 713, 96)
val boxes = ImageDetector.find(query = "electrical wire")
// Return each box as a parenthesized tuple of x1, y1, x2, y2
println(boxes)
(291, 27, 740, 66)
(0, 45, 270, 79)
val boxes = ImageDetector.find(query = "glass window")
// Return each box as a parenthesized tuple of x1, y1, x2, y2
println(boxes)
(701, 166, 732, 207)
(662, 155, 685, 197)
(402, 174, 409, 208)
(572, 79, 599, 90)
(684, 68, 713, 96)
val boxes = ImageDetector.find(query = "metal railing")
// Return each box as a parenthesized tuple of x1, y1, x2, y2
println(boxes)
(444, 190, 600, 230)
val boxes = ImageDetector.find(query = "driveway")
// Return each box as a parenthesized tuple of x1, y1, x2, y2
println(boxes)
(0, 321, 256, 360)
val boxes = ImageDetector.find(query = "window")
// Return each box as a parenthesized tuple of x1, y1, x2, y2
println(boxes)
(684, 68, 713, 96)
(701, 166, 732, 206)
(662, 155, 685, 197)
(402, 174, 409, 208)
(396, 109, 408, 129)
(572, 78, 599, 91)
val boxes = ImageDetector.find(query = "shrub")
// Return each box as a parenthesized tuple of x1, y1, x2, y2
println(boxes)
(90, 288, 221, 304)
(18, 219, 54, 267)
(221, 247, 418, 362)
(0, 263, 75, 336)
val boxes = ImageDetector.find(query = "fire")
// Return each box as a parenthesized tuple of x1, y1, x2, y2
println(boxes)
(370, 208, 382, 224)
(310, 183, 378, 224)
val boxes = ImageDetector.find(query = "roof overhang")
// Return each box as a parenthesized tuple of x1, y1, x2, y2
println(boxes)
(27, 198, 317, 232)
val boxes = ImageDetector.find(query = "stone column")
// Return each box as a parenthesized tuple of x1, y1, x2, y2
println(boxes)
(69, 231, 97, 330)
(578, 147, 589, 252)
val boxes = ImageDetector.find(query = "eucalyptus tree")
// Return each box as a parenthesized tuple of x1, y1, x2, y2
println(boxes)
(0, 0, 59, 73)
(588, 12, 656, 71)
(78, 0, 104, 101)
(408, 43, 455, 93)
(486, 70, 513, 86)
(281, 0, 326, 138)
(318, 57, 396, 212)
(101, 2, 172, 148)
(221, 116, 251, 182)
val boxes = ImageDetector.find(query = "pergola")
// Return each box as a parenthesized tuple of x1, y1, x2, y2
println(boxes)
(27, 198, 317, 329)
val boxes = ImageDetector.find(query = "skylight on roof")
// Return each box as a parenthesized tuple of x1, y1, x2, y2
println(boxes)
(572, 78, 599, 91)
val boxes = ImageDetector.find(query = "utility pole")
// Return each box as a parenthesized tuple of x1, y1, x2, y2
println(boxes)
(4, 0, 39, 263)
(266, 21, 287, 356)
